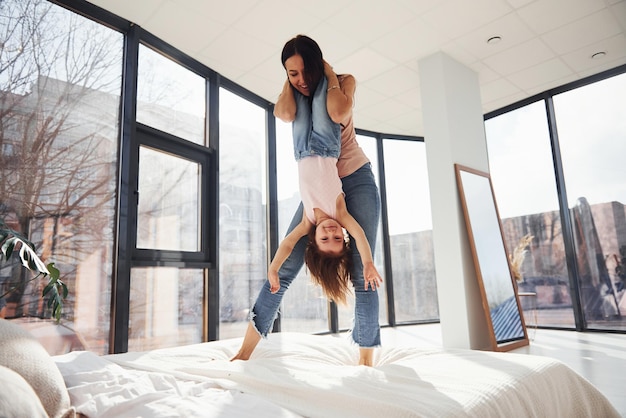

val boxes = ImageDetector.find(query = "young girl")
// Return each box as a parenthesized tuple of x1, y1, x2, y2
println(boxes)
(269, 35, 382, 305)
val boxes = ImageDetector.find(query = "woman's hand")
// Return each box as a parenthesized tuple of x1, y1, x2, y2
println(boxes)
(323, 61, 355, 123)
(274, 79, 297, 122)
(363, 262, 383, 291)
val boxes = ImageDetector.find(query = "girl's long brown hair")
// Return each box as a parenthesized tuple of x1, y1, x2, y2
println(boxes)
(304, 226, 353, 304)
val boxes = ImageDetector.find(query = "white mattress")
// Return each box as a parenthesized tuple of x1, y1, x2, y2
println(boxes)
(54, 332, 620, 418)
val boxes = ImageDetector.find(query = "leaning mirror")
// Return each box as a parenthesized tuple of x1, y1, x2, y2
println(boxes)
(455, 164, 529, 351)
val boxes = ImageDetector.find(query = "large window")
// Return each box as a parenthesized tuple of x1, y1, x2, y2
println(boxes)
(137, 45, 206, 145)
(486, 72, 626, 332)
(554, 73, 626, 331)
(382, 140, 438, 323)
(136, 146, 201, 252)
(125, 44, 210, 352)
(0, 0, 122, 354)
(486, 102, 574, 328)
(128, 267, 203, 351)
(218, 88, 268, 339)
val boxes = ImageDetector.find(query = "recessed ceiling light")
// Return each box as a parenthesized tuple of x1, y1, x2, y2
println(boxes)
(591, 51, 607, 59)
(487, 36, 502, 45)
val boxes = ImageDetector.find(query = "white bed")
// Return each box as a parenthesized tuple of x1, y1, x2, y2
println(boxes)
(51, 332, 620, 418)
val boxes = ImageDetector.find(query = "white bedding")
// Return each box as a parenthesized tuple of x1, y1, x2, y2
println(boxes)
(54, 332, 620, 418)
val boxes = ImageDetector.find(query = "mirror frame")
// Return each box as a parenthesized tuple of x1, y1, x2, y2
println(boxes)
(454, 164, 529, 351)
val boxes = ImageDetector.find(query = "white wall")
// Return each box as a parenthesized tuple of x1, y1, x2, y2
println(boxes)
(418, 52, 491, 350)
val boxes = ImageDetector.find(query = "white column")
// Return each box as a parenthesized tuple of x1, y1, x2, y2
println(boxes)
(418, 52, 491, 350)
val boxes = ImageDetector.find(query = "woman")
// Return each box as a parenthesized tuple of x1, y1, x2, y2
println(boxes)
(267, 54, 381, 305)
(231, 35, 381, 366)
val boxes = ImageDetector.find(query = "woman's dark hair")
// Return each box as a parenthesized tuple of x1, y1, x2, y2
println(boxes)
(304, 226, 353, 305)
(281, 34, 324, 96)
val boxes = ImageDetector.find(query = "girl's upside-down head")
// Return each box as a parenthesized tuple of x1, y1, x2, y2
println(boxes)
(305, 225, 353, 304)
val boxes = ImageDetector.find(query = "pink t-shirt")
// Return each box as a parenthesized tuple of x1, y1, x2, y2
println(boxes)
(298, 156, 343, 224)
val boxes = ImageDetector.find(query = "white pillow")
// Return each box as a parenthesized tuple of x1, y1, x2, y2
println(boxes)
(0, 319, 75, 418)
(0, 364, 48, 418)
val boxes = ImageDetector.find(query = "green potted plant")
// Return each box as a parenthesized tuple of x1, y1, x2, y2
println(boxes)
(0, 219, 67, 321)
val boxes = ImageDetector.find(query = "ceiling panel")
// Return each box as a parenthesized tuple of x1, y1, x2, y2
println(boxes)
(508, 58, 574, 90)
(366, 65, 421, 99)
(540, 9, 623, 55)
(484, 39, 556, 78)
(454, 13, 535, 60)
(85, 0, 626, 137)
(516, 0, 606, 34)
(561, 34, 626, 73)
(480, 77, 523, 104)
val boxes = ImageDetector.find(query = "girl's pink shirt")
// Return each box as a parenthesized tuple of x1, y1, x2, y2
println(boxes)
(298, 156, 343, 224)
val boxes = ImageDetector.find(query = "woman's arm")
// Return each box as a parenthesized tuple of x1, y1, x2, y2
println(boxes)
(335, 195, 383, 289)
(324, 61, 355, 124)
(268, 212, 312, 292)
(274, 79, 297, 122)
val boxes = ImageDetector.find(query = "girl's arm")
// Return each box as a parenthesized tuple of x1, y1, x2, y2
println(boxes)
(274, 79, 297, 122)
(267, 212, 312, 293)
(335, 195, 383, 289)
(324, 61, 355, 124)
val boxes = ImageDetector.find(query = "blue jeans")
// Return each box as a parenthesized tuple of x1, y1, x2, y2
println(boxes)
(250, 163, 381, 347)
(292, 75, 341, 161)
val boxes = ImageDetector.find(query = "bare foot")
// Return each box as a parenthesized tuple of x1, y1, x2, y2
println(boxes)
(359, 347, 374, 366)
(230, 322, 261, 361)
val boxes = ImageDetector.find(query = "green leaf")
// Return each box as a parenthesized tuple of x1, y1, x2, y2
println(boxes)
(47, 263, 60, 280)
(1, 226, 67, 323)
(41, 262, 66, 322)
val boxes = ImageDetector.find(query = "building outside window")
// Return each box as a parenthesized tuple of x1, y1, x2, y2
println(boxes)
(0, 0, 122, 354)
(382, 139, 438, 324)
(486, 72, 626, 332)
(554, 73, 626, 331)
(218, 88, 268, 340)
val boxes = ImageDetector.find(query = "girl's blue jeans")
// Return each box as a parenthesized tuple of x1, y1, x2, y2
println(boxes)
(292, 75, 341, 161)
(250, 163, 381, 347)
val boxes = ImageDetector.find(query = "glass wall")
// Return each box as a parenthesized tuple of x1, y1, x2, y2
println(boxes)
(554, 73, 626, 331)
(485, 102, 574, 328)
(127, 43, 209, 351)
(128, 267, 204, 351)
(486, 72, 626, 332)
(382, 139, 438, 323)
(0, 0, 122, 354)
(136, 146, 201, 252)
(136, 45, 206, 145)
(218, 88, 268, 339)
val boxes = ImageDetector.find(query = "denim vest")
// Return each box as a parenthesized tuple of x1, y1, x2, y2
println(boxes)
(292, 76, 341, 161)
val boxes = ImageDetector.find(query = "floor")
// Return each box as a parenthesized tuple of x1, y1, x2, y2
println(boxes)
(378, 324, 626, 417)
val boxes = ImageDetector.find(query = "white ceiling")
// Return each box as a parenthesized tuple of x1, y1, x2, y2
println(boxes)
(86, 0, 626, 137)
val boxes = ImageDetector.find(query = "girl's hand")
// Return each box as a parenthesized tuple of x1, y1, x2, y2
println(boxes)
(268, 270, 280, 293)
(363, 262, 383, 290)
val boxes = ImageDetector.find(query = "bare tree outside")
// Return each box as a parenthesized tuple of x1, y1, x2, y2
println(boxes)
(0, 0, 122, 353)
